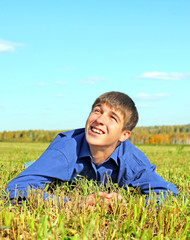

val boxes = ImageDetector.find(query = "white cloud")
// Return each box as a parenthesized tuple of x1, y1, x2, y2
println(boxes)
(0, 104, 6, 109)
(55, 81, 66, 85)
(136, 93, 171, 101)
(35, 82, 47, 87)
(59, 67, 72, 71)
(0, 39, 24, 53)
(55, 94, 64, 98)
(138, 72, 190, 81)
(137, 104, 155, 108)
(79, 77, 107, 85)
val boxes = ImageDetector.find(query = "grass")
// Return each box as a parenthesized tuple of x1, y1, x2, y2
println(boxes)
(0, 142, 189, 239)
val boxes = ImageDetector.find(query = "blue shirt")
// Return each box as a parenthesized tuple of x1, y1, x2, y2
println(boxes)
(5, 128, 178, 200)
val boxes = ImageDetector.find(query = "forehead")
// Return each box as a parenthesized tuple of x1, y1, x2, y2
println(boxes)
(94, 102, 125, 119)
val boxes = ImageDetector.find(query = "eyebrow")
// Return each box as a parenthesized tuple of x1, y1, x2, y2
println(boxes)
(94, 104, 122, 122)
(110, 111, 121, 122)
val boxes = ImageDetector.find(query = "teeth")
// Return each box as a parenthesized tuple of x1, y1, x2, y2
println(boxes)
(91, 127, 103, 134)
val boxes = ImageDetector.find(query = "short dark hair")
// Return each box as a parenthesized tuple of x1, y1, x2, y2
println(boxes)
(92, 91, 138, 131)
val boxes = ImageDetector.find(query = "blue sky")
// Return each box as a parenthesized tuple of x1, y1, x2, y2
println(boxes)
(0, 0, 190, 131)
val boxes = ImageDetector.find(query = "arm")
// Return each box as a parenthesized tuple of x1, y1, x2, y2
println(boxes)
(5, 174, 53, 201)
(130, 166, 178, 199)
(122, 142, 178, 200)
(5, 148, 71, 203)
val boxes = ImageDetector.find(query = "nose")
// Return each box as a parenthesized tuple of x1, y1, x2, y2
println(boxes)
(96, 114, 106, 125)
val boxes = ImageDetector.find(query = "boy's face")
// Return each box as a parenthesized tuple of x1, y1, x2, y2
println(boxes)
(85, 103, 130, 150)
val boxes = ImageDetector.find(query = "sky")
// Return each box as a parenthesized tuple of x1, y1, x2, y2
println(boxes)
(0, 0, 190, 131)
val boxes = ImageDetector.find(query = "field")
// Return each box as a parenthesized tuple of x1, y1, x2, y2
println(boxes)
(0, 142, 190, 239)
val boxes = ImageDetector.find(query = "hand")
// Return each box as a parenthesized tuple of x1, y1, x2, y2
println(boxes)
(80, 191, 127, 210)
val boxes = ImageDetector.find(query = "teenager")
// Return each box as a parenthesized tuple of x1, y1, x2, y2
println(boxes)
(5, 91, 178, 206)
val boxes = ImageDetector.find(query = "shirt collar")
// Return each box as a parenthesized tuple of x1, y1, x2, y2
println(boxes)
(108, 145, 119, 165)
(78, 136, 92, 159)
(78, 136, 119, 166)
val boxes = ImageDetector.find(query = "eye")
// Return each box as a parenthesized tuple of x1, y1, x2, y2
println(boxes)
(111, 115, 117, 122)
(93, 107, 101, 113)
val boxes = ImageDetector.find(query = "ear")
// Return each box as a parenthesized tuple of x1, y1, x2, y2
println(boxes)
(119, 130, 131, 142)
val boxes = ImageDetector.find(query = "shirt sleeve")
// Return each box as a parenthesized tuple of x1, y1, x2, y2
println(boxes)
(5, 148, 72, 201)
(122, 144, 178, 197)
(129, 165, 178, 196)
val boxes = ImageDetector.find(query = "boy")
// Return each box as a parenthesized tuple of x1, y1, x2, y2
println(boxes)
(5, 91, 178, 206)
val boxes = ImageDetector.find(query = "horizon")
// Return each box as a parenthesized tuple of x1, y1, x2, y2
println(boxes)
(0, 123, 190, 133)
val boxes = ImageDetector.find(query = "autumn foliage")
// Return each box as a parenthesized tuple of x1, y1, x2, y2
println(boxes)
(0, 125, 190, 144)
(130, 124, 190, 144)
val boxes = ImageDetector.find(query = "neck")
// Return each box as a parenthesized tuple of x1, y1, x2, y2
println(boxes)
(89, 144, 117, 165)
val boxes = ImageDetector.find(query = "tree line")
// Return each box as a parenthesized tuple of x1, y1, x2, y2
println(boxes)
(130, 124, 190, 144)
(0, 124, 190, 144)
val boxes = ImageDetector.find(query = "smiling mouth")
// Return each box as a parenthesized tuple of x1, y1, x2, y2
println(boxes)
(91, 127, 105, 135)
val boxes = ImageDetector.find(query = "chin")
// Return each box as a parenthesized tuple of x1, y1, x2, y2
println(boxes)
(86, 135, 102, 146)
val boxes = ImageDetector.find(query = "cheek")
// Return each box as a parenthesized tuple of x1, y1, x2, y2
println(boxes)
(109, 123, 123, 133)
(108, 120, 119, 128)
(86, 114, 95, 125)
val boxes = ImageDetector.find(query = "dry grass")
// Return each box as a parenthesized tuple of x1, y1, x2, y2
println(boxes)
(0, 142, 189, 239)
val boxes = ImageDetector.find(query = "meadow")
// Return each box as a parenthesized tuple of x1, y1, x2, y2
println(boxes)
(0, 142, 189, 239)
